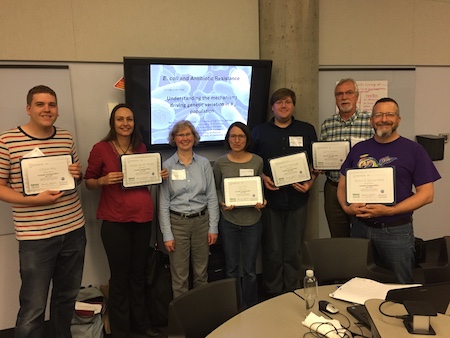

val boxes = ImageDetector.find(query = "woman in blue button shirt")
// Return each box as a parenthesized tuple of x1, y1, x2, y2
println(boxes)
(159, 120, 220, 298)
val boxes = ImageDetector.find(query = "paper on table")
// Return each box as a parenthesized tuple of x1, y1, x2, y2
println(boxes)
(329, 277, 421, 305)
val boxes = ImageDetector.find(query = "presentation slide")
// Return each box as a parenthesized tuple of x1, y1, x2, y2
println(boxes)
(150, 64, 252, 144)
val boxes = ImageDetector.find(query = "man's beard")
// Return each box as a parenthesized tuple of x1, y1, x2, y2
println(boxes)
(339, 102, 353, 114)
(375, 123, 397, 137)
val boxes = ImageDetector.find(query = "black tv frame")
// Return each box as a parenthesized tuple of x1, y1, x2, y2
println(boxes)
(124, 56, 272, 150)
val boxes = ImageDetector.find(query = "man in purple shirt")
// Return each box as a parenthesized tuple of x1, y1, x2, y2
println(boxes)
(337, 98, 441, 283)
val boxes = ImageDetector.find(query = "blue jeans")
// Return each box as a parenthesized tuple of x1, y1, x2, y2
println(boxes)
(350, 218, 415, 283)
(220, 218, 262, 308)
(15, 227, 86, 338)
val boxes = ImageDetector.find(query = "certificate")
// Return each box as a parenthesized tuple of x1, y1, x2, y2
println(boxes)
(223, 176, 264, 207)
(312, 141, 350, 170)
(269, 152, 311, 187)
(20, 155, 75, 196)
(120, 153, 162, 188)
(346, 167, 395, 204)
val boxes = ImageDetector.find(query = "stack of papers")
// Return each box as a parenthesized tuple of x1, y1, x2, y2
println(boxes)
(329, 277, 421, 305)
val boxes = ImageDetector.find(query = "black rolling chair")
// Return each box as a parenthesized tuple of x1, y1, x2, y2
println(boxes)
(420, 236, 450, 284)
(301, 237, 397, 285)
(167, 278, 241, 338)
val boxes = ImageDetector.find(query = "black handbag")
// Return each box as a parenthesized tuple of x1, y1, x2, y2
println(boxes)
(145, 241, 173, 326)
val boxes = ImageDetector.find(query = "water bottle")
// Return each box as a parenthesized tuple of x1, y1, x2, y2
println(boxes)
(303, 269, 318, 315)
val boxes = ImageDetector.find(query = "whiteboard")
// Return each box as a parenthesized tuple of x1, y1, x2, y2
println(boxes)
(0, 65, 75, 235)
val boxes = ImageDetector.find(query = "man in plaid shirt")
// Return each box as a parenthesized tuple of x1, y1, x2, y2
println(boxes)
(320, 78, 373, 237)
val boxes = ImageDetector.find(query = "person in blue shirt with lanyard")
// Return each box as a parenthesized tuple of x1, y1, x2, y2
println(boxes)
(159, 120, 220, 299)
(252, 88, 318, 296)
(320, 78, 373, 237)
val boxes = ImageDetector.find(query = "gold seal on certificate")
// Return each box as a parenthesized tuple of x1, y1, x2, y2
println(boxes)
(312, 141, 350, 170)
(120, 153, 162, 188)
(20, 154, 76, 196)
(269, 152, 311, 187)
(346, 167, 395, 205)
(223, 176, 264, 207)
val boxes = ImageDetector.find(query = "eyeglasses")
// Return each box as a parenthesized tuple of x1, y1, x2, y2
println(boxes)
(229, 134, 246, 140)
(372, 112, 399, 119)
(335, 90, 357, 98)
(175, 132, 193, 138)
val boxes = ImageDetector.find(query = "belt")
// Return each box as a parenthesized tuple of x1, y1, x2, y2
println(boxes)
(169, 207, 207, 218)
(360, 216, 412, 228)
(326, 179, 339, 187)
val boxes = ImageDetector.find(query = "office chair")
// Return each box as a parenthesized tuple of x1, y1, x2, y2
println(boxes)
(167, 278, 241, 338)
(420, 236, 450, 284)
(302, 237, 397, 285)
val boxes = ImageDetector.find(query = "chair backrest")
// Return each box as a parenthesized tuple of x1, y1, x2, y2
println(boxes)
(421, 236, 450, 284)
(302, 237, 396, 285)
(168, 278, 241, 338)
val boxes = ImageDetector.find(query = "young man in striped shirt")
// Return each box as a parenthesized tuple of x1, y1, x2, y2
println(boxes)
(0, 85, 86, 338)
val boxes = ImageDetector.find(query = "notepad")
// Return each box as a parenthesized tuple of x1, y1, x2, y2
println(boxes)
(329, 277, 420, 305)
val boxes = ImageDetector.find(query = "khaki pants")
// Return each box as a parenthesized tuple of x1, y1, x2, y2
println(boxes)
(168, 211, 210, 299)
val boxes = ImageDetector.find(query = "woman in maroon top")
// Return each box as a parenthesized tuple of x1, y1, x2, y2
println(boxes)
(85, 104, 165, 337)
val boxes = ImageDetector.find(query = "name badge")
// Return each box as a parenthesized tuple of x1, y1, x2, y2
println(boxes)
(171, 169, 186, 180)
(239, 169, 254, 177)
(289, 136, 303, 147)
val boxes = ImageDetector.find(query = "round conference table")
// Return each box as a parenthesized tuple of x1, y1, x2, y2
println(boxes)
(207, 284, 371, 337)
(207, 284, 450, 337)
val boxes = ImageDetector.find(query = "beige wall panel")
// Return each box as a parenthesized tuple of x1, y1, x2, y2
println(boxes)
(0, 0, 259, 62)
(71, 0, 259, 61)
(319, 0, 414, 66)
(0, 0, 76, 61)
(413, 0, 450, 65)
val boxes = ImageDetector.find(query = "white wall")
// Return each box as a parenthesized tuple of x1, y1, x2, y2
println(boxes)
(413, 67, 450, 240)
(0, 0, 260, 62)
(319, 0, 450, 66)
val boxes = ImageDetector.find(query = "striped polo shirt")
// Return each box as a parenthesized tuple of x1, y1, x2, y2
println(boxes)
(0, 126, 85, 240)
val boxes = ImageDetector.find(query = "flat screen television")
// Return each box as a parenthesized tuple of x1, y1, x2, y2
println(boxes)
(124, 57, 273, 150)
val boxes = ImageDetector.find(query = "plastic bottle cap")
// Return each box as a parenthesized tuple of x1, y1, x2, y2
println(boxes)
(306, 269, 314, 277)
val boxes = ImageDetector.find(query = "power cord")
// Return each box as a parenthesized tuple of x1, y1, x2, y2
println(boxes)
(302, 321, 352, 338)
(291, 292, 370, 338)
(378, 300, 409, 320)
(319, 311, 370, 338)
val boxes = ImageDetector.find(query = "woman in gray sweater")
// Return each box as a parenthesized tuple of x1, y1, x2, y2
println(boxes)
(213, 122, 266, 308)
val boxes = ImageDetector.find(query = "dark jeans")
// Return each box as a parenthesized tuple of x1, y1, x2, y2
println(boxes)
(101, 220, 152, 338)
(261, 206, 307, 295)
(15, 227, 86, 338)
(351, 218, 415, 283)
(220, 218, 262, 308)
